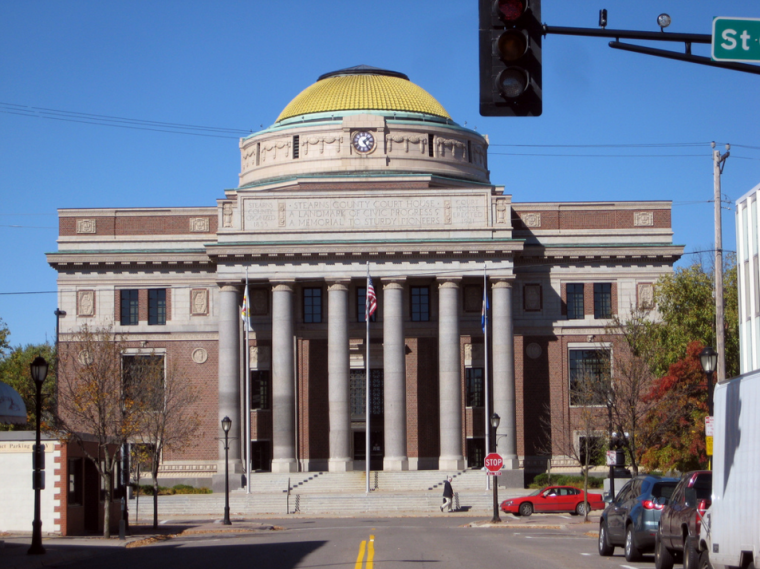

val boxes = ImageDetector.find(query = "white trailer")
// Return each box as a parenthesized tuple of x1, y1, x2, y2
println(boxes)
(700, 369, 760, 569)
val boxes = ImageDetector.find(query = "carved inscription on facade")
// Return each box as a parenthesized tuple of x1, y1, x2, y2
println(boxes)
(522, 213, 541, 228)
(638, 283, 654, 309)
(190, 289, 208, 315)
(634, 211, 654, 226)
(76, 219, 97, 234)
(243, 195, 486, 231)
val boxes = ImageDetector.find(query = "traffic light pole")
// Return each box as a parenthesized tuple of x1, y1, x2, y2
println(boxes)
(542, 25, 760, 76)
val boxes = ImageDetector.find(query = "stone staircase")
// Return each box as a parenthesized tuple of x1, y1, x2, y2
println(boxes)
(146, 470, 533, 518)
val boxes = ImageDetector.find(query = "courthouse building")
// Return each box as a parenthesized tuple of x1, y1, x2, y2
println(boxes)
(48, 66, 682, 486)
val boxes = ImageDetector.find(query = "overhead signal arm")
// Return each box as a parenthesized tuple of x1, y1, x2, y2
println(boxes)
(543, 18, 760, 76)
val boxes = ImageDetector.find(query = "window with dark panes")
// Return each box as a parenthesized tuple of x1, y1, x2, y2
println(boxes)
(250, 370, 270, 410)
(68, 458, 83, 505)
(350, 369, 383, 418)
(466, 368, 484, 407)
(594, 283, 612, 319)
(303, 288, 322, 323)
(567, 283, 584, 320)
(357, 287, 377, 322)
(148, 289, 166, 325)
(411, 286, 429, 322)
(569, 349, 610, 405)
(120, 290, 139, 325)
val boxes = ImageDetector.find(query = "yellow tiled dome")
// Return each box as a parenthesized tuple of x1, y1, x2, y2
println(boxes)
(276, 69, 451, 123)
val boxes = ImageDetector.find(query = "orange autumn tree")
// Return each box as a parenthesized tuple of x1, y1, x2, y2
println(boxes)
(641, 341, 709, 472)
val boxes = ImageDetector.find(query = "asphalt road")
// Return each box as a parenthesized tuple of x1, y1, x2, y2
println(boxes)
(3, 515, 660, 569)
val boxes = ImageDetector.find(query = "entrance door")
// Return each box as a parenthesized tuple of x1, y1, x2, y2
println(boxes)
(353, 430, 384, 470)
(250, 441, 271, 472)
(467, 438, 485, 469)
(84, 459, 99, 533)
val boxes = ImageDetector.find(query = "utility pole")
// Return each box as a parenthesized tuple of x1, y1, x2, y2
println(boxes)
(712, 142, 730, 383)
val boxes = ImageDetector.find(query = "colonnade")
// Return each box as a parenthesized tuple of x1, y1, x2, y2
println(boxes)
(217, 276, 518, 473)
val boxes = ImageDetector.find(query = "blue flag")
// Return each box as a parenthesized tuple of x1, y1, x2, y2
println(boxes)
(481, 287, 489, 333)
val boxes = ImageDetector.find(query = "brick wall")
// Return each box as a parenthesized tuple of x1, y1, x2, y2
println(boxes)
(511, 208, 671, 230)
(60, 214, 218, 237)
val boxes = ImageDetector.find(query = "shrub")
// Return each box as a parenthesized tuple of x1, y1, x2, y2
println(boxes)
(529, 473, 604, 489)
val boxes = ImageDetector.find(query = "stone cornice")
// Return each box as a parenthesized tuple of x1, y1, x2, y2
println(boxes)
(515, 243, 683, 264)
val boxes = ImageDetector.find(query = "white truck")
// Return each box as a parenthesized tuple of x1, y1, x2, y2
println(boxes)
(699, 369, 760, 569)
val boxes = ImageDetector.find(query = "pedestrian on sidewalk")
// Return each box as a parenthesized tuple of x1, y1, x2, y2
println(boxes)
(440, 477, 454, 512)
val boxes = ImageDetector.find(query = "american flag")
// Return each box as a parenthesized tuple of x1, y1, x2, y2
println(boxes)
(366, 276, 377, 320)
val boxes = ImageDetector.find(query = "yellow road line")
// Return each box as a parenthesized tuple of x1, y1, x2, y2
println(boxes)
(367, 535, 375, 569)
(354, 540, 367, 569)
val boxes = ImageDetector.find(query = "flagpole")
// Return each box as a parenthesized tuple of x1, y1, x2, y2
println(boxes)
(245, 268, 251, 494)
(365, 262, 371, 494)
(484, 264, 490, 491)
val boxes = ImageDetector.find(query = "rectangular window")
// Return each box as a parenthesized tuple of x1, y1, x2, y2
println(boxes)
(122, 355, 165, 409)
(148, 289, 167, 325)
(579, 435, 604, 466)
(357, 287, 377, 322)
(293, 135, 300, 159)
(428, 134, 434, 157)
(350, 369, 383, 418)
(569, 349, 610, 405)
(593, 283, 612, 319)
(467, 140, 472, 163)
(68, 458, 83, 505)
(567, 283, 584, 320)
(523, 284, 542, 312)
(465, 368, 484, 407)
(303, 288, 322, 323)
(120, 290, 139, 326)
(411, 286, 430, 322)
(250, 370, 271, 411)
(256, 142, 260, 166)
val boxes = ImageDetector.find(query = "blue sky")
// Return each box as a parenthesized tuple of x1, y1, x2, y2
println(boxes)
(1, 1, 758, 348)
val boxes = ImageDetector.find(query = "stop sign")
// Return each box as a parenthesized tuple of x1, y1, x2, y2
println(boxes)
(484, 453, 503, 472)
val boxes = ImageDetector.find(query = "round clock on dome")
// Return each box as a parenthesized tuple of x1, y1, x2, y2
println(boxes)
(352, 131, 375, 153)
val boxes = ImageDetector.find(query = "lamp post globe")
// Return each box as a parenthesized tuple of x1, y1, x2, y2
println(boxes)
(28, 356, 49, 555)
(221, 416, 232, 525)
(700, 346, 718, 416)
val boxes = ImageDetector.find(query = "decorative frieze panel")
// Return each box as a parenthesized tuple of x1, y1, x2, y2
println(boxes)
(260, 140, 291, 162)
(435, 137, 467, 160)
(243, 194, 487, 231)
(222, 203, 233, 228)
(302, 136, 342, 155)
(386, 135, 427, 154)
(77, 290, 95, 317)
(76, 219, 97, 234)
(495, 199, 509, 225)
(634, 211, 654, 226)
(189, 218, 210, 233)
(249, 346, 271, 370)
(637, 283, 654, 309)
(191, 348, 208, 364)
(521, 213, 541, 228)
(190, 289, 209, 315)
(523, 284, 542, 311)
(526, 343, 542, 360)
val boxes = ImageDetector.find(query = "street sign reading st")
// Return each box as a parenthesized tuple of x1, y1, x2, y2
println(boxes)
(712, 17, 760, 63)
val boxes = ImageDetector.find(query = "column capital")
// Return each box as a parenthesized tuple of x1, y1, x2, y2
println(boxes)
(271, 281, 295, 293)
(437, 277, 462, 289)
(327, 279, 351, 292)
(218, 283, 241, 293)
(491, 278, 514, 289)
(382, 278, 405, 290)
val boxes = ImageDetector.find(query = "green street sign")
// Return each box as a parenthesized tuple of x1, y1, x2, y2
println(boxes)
(712, 17, 760, 62)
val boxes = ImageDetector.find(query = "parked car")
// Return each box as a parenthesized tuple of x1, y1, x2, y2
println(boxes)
(501, 485, 604, 517)
(598, 474, 680, 561)
(655, 470, 713, 569)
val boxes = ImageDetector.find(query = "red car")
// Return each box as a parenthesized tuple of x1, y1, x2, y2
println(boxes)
(501, 485, 605, 517)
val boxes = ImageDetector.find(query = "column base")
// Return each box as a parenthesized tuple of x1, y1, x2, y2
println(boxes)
(271, 459, 298, 473)
(438, 457, 465, 471)
(383, 457, 409, 471)
(328, 459, 354, 472)
(501, 457, 520, 470)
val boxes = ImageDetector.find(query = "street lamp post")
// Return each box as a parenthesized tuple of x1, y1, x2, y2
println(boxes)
(490, 413, 501, 523)
(221, 416, 232, 525)
(700, 346, 718, 417)
(28, 356, 49, 555)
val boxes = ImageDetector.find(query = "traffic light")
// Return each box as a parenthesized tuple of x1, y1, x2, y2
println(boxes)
(479, 0, 542, 116)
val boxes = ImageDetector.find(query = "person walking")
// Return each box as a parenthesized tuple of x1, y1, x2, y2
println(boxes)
(440, 476, 454, 512)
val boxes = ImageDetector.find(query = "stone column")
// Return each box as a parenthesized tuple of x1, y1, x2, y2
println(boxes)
(438, 278, 464, 471)
(216, 284, 242, 490)
(383, 279, 408, 471)
(492, 279, 519, 468)
(271, 282, 297, 473)
(328, 280, 352, 472)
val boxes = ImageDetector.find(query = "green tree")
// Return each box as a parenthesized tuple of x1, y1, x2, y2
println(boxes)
(0, 342, 56, 431)
(641, 341, 709, 472)
(0, 318, 9, 357)
(647, 256, 739, 379)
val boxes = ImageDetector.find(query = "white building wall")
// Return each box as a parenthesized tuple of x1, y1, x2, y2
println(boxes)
(0, 437, 61, 534)
(736, 182, 760, 373)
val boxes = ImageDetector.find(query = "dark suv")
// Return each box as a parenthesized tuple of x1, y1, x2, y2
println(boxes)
(655, 471, 712, 569)
(598, 474, 680, 561)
